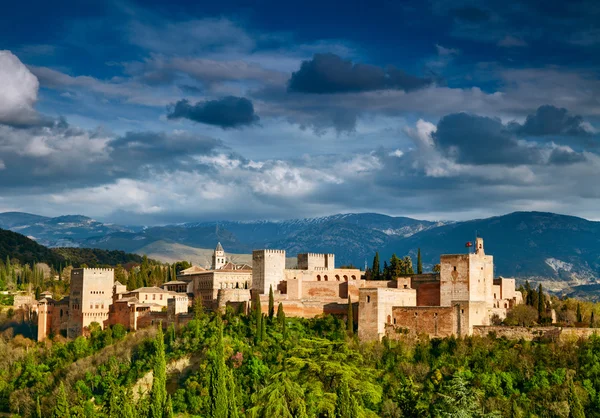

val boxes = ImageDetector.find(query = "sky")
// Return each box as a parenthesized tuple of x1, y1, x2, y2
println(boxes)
(0, 0, 599, 224)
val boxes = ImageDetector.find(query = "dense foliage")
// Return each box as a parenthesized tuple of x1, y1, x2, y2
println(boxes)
(0, 228, 63, 268)
(3, 305, 600, 417)
(52, 248, 152, 268)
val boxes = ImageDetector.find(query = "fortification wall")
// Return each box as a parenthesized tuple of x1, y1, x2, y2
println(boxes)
(297, 253, 335, 270)
(473, 326, 600, 341)
(358, 288, 417, 341)
(439, 255, 470, 306)
(388, 306, 456, 338)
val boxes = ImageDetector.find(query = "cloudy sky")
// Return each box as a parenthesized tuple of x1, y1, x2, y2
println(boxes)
(1, 0, 599, 224)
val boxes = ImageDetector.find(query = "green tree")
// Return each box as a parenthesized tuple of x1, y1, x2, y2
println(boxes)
(577, 303, 583, 323)
(54, 382, 70, 418)
(36, 395, 42, 418)
(417, 248, 423, 274)
(149, 324, 167, 418)
(268, 285, 275, 319)
(210, 317, 229, 418)
(347, 296, 354, 336)
(538, 284, 544, 322)
(261, 314, 267, 341)
(164, 395, 174, 418)
(372, 252, 381, 280)
(277, 302, 286, 336)
(248, 371, 307, 418)
(568, 379, 585, 418)
(336, 378, 359, 418)
(591, 311, 595, 328)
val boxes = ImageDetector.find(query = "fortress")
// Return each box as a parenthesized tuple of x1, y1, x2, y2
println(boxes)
(38, 238, 522, 341)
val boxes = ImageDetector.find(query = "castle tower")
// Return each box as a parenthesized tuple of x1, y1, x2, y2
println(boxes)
(212, 242, 226, 270)
(252, 249, 286, 294)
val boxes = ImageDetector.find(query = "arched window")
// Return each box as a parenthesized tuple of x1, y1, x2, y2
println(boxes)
(60, 309, 63, 318)
(317, 275, 321, 281)
(351, 275, 356, 280)
(343, 275, 348, 281)
(505, 303, 508, 308)
(335, 275, 340, 281)
(324, 275, 328, 281)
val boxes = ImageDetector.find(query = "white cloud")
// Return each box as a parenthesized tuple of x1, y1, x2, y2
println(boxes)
(0, 50, 40, 125)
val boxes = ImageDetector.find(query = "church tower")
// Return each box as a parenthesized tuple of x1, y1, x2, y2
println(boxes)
(212, 242, 226, 270)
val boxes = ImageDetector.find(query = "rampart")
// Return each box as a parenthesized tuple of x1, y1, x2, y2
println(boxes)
(473, 326, 600, 341)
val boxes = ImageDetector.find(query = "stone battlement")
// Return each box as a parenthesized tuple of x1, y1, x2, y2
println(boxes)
(254, 249, 286, 254)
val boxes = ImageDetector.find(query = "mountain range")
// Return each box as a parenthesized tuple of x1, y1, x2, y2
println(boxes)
(1, 211, 599, 292)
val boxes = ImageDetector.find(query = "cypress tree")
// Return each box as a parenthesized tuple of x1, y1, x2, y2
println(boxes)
(149, 324, 167, 418)
(268, 285, 275, 319)
(53, 382, 70, 418)
(537, 284, 544, 322)
(261, 314, 267, 341)
(227, 369, 240, 418)
(36, 396, 42, 418)
(372, 252, 381, 280)
(277, 302, 286, 337)
(347, 296, 354, 336)
(577, 303, 583, 323)
(568, 379, 585, 418)
(164, 395, 173, 418)
(417, 248, 423, 274)
(591, 311, 596, 328)
(210, 317, 228, 418)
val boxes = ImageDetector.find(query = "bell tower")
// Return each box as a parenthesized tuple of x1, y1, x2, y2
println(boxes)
(475, 237, 485, 255)
(212, 242, 226, 270)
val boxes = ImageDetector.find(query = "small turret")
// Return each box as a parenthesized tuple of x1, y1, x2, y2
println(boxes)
(212, 242, 226, 270)
(475, 237, 485, 255)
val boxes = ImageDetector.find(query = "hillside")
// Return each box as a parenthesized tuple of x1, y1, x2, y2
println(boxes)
(0, 227, 157, 268)
(0, 228, 64, 267)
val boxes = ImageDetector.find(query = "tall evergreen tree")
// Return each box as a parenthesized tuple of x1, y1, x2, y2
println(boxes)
(210, 317, 229, 418)
(568, 379, 585, 418)
(347, 296, 354, 336)
(277, 302, 286, 337)
(53, 382, 70, 418)
(268, 285, 275, 319)
(36, 396, 42, 418)
(227, 369, 240, 418)
(164, 395, 174, 418)
(261, 314, 267, 341)
(149, 324, 167, 418)
(335, 378, 359, 418)
(372, 252, 381, 280)
(417, 248, 423, 274)
(537, 284, 544, 322)
(591, 311, 596, 328)
(577, 303, 583, 323)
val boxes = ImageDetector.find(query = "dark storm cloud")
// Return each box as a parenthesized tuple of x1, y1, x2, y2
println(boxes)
(167, 96, 259, 129)
(0, 120, 223, 192)
(512, 105, 591, 136)
(433, 113, 542, 165)
(547, 148, 587, 165)
(287, 53, 434, 94)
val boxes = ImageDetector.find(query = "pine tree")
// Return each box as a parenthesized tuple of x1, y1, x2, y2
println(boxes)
(417, 248, 423, 274)
(347, 296, 354, 336)
(149, 324, 167, 418)
(268, 285, 275, 319)
(577, 303, 583, 323)
(53, 382, 70, 418)
(210, 317, 229, 418)
(372, 252, 381, 280)
(537, 284, 544, 322)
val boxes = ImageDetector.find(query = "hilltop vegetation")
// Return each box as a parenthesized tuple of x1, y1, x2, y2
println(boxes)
(2, 306, 600, 417)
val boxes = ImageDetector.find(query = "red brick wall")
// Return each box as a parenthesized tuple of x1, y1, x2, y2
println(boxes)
(415, 282, 441, 306)
(389, 306, 455, 338)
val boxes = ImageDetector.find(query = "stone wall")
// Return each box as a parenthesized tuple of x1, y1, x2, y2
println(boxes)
(68, 268, 114, 338)
(358, 288, 417, 341)
(473, 326, 600, 341)
(388, 306, 456, 338)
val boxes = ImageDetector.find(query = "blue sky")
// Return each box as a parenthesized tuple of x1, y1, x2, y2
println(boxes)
(0, 0, 599, 224)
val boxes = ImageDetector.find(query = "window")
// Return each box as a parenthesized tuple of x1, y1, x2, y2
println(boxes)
(453, 266, 457, 271)
(393, 318, 397, 324)
(367, 296, 371, 303)
(324, 275, 328, 281)
(351, 275, 356, 280)
(153, 294, 156, 300)
(317, 275, 321, 281)
(160, 295, 163, 300)
(145, 295, 148, 300)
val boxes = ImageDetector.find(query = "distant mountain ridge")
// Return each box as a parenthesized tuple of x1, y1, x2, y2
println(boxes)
(1, 211, 600, 290)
